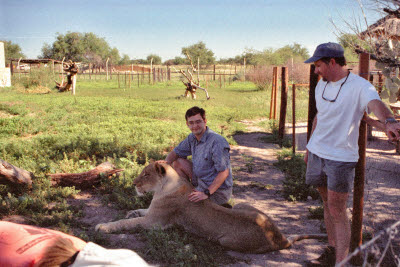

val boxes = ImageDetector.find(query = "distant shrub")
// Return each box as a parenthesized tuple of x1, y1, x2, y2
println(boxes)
(286, 60, 309, 84)
(13, 64, 54, 92)
(246, 66, 273, 90)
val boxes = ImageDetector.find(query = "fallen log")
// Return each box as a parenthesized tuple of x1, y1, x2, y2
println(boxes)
(49, 162, 124, 189)
(0, 159, 34, 187)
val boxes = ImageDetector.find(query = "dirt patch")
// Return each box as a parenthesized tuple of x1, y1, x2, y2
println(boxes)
(0, 110, 16, 118)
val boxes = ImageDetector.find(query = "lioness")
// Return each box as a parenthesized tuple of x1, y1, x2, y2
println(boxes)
(95, 162, 326, 253)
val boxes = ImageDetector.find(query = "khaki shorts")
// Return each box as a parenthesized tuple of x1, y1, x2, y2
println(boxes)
(306, 151, 357, 193)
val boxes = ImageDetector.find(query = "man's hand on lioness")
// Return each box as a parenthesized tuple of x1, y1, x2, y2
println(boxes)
(188, 189, 208, 202)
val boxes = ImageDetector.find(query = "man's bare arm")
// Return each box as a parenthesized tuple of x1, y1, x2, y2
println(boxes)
(367, 99, 400, 141)
(165, 150, 179, 165)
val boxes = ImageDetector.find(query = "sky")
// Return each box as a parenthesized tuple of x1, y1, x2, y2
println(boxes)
(0, 0, 383, 61)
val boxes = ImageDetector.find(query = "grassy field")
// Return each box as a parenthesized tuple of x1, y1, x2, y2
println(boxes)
(0, 77, 311, 264)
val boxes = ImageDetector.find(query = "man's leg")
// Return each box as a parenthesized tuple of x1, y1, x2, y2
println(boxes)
(317, 187, 336, 248)
(172, 158, 193, 181)
(327, 189, 350, 263)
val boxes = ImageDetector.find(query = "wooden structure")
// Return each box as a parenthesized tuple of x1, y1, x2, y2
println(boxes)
(360, 9, 400, 40)
(175, 53, 211, 100)
(55, 61, 79, 93)
(49, 162, 123, 189)
(8, 58, 69, 74)
(0, 160, 123, 190)
(0, 159, 34, 187)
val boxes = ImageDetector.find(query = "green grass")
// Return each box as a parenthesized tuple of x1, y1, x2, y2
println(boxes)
(0, 77, 311, 264)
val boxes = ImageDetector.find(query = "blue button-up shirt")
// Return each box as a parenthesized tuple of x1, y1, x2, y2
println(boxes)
(174, 127, 233, 191)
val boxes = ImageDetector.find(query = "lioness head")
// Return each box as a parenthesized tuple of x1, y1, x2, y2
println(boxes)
(133, 162, 167, 195)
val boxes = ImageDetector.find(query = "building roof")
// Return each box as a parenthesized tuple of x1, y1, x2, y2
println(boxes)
(360, 10, 400, 40)
(8, 58, 74, 65)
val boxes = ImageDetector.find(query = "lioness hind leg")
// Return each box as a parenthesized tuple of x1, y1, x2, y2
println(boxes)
(125, 209, 148, 219)
(95, 217, 149, 233)
(233, 203, 263, 213)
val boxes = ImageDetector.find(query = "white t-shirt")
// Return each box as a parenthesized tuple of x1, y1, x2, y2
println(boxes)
(307, 72, 380, 162)
(71, 242, 151, 267)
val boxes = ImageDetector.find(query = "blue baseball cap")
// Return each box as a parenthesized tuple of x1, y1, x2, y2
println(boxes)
(304, 42, 344, 63)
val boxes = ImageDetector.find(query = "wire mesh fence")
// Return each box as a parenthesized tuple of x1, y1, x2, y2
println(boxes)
(338, 220, 400, 267)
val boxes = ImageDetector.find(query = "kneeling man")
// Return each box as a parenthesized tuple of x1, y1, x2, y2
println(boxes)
(164, 106, 233, 205)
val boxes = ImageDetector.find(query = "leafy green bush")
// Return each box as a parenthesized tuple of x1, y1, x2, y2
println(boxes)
(13, 64, 54, 92)
(308, 206, 324, 220)
(274, 149, 319, 201)
(246, 66, 273, 91)
(260, 120, 292, 148)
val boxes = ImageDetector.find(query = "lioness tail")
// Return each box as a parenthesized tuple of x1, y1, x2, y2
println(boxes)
(286, 234, 328, 247)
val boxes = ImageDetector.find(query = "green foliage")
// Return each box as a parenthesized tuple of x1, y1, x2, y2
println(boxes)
(99, 162, 153, 210)
(241, 154, 255, 173)
(12, 64, 54, 92)
(146, 54, 162, 65)
(40, 32, 120, 65)
(1, 40, 25, 64)
(0, 178, 80, 227)
(308, 206, 324, 220)
(134, 225, 237, 266)
(224, 43, 309, 66)
(260, 120, 292, 148)
(274, 149, 319, 201)
(163, 56, 187, 65)
(0, 77, 312, 230)
(118, 54, 131, 65)
(182, 41, 215, 65)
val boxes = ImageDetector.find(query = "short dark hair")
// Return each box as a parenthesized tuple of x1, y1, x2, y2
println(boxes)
(320, 57, 347, 66)
(185, 106, 206, 121)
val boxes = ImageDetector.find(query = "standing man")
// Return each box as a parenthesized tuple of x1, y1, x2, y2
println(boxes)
(164, 106, 233, 206)
(303, 42, 400, 266)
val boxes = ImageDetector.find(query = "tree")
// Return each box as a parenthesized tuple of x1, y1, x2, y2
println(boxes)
(332, 1, 400, 101)
(119, 54, 131, 65)
(1, 40, 25, 64)
(108, 47, 121, 65)
(39, 32, 120, 67)
(337, 33, 361, 62)
(181, 42, 215, 65)
(163, 56, 186, 65)
(238, 44, 310, 66)
(146, 54, 162, 65)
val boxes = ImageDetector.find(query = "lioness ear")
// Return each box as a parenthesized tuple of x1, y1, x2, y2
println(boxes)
(154, 162, 166, 176)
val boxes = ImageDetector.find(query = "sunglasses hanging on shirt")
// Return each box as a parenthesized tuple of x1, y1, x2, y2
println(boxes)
(322, 71, 350, 102)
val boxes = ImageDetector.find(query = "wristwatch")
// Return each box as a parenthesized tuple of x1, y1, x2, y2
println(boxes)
(204, 189, 211, 197)
(385, 117, 398, 124)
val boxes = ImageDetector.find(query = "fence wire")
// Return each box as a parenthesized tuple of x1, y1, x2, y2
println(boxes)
(337, 220, 400, 267)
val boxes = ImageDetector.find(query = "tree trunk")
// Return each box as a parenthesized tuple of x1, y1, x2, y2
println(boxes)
(49, 162, 123, 189)
(0, 159, 34, 187)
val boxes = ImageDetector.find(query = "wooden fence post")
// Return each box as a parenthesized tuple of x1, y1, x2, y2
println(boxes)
(118, 73, 120, 88)
(213, 65, 216, 81)
(378, 72, 383, 94)
(350, 53, 369, 263)
(292, 84, 296, 154)
(273, 67, 278, 120)
(278, 67, 288, 146)
(307, 65, 319, 142)
(269, 67, 277, 119)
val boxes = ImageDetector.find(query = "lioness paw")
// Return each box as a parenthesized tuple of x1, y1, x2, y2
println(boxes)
(95, 223, 110, 233)
(125, 210, 142, 219)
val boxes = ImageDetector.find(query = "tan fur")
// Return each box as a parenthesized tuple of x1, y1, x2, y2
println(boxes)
(95, 162, 325, 253)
